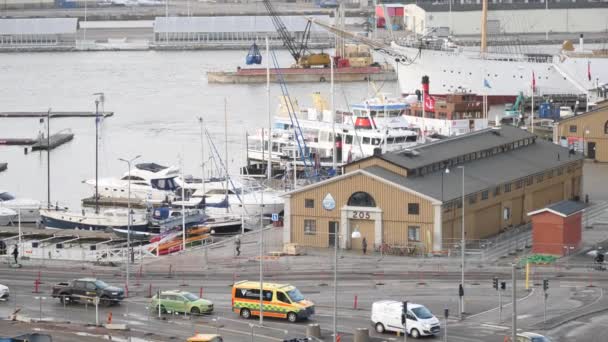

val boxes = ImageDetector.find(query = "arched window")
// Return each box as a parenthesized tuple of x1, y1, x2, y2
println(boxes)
(347, 192, 376, 207)
(604, 121, 608, 134)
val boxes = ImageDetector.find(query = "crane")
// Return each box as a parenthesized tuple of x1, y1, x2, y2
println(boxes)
(262, 0, 330, 68)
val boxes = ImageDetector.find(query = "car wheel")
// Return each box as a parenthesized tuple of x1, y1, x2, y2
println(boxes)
(287, 312, 298, 323)
(410, 328, 420, 339)
(240, 308, 251, 319)
(100, 296, 112, 307)
(59, 294, 70, 304)
(190, 307, 200, 316)
(375, 322, 385, 333)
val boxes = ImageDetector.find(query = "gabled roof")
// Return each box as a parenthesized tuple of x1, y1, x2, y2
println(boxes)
(527, 200, 586, 218)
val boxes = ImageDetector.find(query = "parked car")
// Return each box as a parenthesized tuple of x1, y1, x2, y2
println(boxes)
(187, 334, 223, 342)
(151, 290, 213, 315)
(371, 300, 441, 338)
(0, 284, 9, 299)
(51, 278, 124, 306)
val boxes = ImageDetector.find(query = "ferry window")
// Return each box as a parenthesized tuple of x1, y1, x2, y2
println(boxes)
(395, 136, 406, 143)
(406, 135, 417, 142)
(353, 109, 363, 117)
(272, 143, 279, 152)
(408, 203, 419, 215)
(304, 219, 317, 235)
(569, 125, 577, 133)
(345, 135, 353, 144)
(481, 191, 489, 200)
(362, 137, 370, 144)
(305, 199, 314, 208)
(376, 111, 385, 118)
(408, 226, 421, 242)
(386, 137, 395, 144)
(370, 110, 377, 117)
(372, 138, 381, 145)
(264, 141, 269, 151)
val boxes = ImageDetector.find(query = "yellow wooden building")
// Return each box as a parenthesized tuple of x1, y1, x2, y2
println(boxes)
(554, 102, 608, 162)
(283, 126, 584, 254)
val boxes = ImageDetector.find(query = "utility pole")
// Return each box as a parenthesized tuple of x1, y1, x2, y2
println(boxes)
(94, 99, 100, 214)
(511, 264, 517, 342)
(543, 279, 549, 329)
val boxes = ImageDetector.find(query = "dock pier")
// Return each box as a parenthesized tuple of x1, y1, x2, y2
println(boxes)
(0, 111, 113, 118)
(31, 132, 75, 151)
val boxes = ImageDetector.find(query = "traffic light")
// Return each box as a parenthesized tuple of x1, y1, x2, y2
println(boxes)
(401, 301, 408, 325)
(500, 281, 506, 290)
(493, 277, 498, 290)
(543, 279, 549, 291)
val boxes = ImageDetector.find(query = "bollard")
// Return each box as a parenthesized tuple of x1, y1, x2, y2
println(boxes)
(37, 270, 43, 284)
(33, 279, 40, 294)
(125, 284, 129, 298)
(353, 295, 358, 310)
(147, 284, 152, 298)
(306, 324, 321, 338)
(166, 264, 173, 279)
(353, 328, 370, 342)
(199, 287, 203, 298)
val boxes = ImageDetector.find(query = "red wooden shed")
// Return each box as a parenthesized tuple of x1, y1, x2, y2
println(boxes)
(527, 200, 586, 256)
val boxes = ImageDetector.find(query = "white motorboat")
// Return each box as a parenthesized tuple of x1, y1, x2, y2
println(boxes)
(40, 208, 149, 232)
(0, 190, 41, 223)
(0, 207, 17, 226)
(85, 163, 179, 204)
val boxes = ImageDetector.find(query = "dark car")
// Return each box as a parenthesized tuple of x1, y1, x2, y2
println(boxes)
(51, 278, 124, 306)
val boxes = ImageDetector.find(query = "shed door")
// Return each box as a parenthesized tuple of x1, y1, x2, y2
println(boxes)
(329, 221, 338, 247)
(588, 142, 596, 159)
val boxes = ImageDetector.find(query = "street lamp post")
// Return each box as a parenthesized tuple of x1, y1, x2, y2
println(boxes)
(583, 128, 590, 157)
(118, 155, 141, 290)
(333, 227, 362, 342)
(457, 165, 465, 316)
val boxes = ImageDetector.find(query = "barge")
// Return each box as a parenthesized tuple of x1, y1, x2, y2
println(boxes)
(207, 65, 396, 84)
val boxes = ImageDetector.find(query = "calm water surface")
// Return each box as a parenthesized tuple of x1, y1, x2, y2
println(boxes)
(0, 50, 397, 209)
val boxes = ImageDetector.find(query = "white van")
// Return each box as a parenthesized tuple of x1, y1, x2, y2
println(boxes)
(371, 300, 440, 338)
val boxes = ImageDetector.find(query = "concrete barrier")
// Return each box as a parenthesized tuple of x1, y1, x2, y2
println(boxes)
(306, 323, 321, 338)
(353, 328, 370, 342)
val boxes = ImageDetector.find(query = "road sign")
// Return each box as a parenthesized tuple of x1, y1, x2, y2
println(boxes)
(271, 213, 279, 222)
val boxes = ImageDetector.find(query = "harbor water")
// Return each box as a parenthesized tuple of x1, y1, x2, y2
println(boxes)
(0, 49, 398, 209)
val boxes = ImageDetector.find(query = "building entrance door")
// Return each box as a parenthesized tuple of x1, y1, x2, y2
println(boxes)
(588, 142, 596, 159)
(329, 221, 339, 247)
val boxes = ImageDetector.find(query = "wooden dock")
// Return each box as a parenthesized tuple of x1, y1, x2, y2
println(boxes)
(0, 111, 114, 118)
(0, 163, 6, 172)
(31, 132, 74, 151)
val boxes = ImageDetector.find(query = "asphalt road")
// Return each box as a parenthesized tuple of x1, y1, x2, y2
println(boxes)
(2, 260, 608, 341)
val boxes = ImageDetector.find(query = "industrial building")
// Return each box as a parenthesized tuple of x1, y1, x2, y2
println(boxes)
(283, 126, 584, 255)
(152, 16, 332, 48)
(0, 18, 78, 48)
(554, 101, 608, 162)
(376, 2, 608, 35)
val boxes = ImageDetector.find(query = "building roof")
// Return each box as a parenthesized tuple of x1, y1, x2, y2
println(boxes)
(368, 125, 535, 171)
(364, 138, 583, 202)
(153, 16, 328, 33)
(0, 18, 78, 35)
(527, 200, 586, 218)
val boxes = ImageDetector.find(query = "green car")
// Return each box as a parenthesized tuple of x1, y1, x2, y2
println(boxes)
(151, 290, 213, 315)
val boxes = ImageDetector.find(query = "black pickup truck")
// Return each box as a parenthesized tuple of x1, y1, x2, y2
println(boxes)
(51, 278, 124, 306)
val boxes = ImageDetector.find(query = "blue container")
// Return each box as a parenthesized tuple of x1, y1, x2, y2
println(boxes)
(539, 103, 551, 118)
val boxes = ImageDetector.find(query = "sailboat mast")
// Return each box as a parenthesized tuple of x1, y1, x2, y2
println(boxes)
(266, 36, 272, 182)
(481, 0, 488, 54)
(199, 117, 205, 198)
(95, 99, 100, 214)
(47, 108, 51, 209)
(224, 98, 229, 214)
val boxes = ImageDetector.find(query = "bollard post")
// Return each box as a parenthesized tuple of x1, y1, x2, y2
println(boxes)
(33, 279, 40, 294)
(167, 264, 173, 278)
(199, 287, 203, 298)
(125, 284, 129, 298)
(148, 284, 152, 298)
(353, 295, 358, 310)
(94, 297, 100, 327)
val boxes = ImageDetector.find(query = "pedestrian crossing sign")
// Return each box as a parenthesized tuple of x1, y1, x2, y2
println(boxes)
(271, 213, 279, 222)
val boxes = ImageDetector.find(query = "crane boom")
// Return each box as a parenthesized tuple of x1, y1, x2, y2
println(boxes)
(263, 0, 306, 63)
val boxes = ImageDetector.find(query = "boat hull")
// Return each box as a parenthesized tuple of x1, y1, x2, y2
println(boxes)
(41, 214, 149, 232)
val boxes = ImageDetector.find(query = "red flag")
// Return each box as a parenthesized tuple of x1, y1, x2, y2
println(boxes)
(588, 61, 592, 81)
(532, 71, 536, 93)
(423, 93, 436, 112)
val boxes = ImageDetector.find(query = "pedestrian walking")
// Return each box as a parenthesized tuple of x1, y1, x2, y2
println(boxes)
(235, 236, 241, 257)
(362, 237, 367, 255)
(12, 244, 18, 264)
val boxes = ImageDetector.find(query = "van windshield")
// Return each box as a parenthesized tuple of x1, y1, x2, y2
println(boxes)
(286, 288, 305, 302)
(412, 306, 433, 319)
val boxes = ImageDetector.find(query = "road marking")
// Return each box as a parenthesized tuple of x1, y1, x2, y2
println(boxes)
(466, 288, 536, 320)
(480, 323, 509, 330)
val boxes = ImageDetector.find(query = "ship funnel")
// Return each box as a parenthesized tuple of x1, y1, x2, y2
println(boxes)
(579, 34, 584, 52)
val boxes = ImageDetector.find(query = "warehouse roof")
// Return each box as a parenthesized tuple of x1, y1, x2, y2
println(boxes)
(527, 200, 586, 218)
(153, 16, 328, 33)
(0, 18, 78, 35)
(363, 138, 583, 202)
(365, 125, 535, 171)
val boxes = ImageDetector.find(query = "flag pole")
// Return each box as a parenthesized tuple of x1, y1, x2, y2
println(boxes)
(531, 84, 535, 133)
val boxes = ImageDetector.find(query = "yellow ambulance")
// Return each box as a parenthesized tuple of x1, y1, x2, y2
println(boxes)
(231, 280, 315, 322)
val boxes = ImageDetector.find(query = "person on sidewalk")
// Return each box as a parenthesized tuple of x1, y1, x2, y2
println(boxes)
(362, 237, 367, 255)
(235, 236, 241, 257)
(12, 245, 19, 264)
